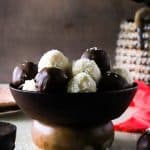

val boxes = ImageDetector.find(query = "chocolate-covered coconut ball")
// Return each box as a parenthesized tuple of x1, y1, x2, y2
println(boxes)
(12, 66, 25, 88)
(21, 61, 38, 79)
(98, 71, 129, 91)
(81, 47, 111, 74)
(112, 67, 133, 85)
(137, 129, 150, 150)
(35, 67, 68, 92)
(12, 61, 37, 87)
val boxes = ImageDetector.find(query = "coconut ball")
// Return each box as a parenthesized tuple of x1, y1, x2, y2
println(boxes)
(72, 58, 101, 83)
(98, 71, 129, 91)
(22, 79, 37, 91)
(35, 67, 69, 92)
(38, 49, 69, 72)
(12, 61, 38, 88)
(67, 72, 97, 93)
(112, 67, 133, 85)
(81, 47, 111, 74)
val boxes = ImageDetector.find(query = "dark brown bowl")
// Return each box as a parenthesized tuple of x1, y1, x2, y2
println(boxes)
(9, 83, 137, 128)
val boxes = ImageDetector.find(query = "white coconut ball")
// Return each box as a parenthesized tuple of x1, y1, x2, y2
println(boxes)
(22, 79, 37, 91)
(72, 58, 101, 83)
(67, 72, 97, 93)
(38, 49, 69, 72)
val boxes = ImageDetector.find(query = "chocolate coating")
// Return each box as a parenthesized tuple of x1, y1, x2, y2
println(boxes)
(12, 66, 25, 87)
(0, 122, 16, 150)
(12, 61, 37, 87)
(35, 67, 68, 92)
(98, 71, 129, 91)
(137, 130, 150, 150)
(81, 47, 111, 73)
(21, 61, 38, 79)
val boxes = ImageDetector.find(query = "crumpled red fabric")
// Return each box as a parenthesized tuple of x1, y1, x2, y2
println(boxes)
(114, 80, 150, 133)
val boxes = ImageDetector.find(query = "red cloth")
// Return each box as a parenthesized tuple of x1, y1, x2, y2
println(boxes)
(114, 81, 150, 133)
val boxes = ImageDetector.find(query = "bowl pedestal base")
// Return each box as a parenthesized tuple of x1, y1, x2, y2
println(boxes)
(31, 120, 114, 150)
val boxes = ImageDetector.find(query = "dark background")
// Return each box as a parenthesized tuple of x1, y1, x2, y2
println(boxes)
(0, 0, 143, 82)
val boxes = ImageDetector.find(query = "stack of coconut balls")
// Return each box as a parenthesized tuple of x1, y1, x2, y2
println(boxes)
(11, 47, 134, 93)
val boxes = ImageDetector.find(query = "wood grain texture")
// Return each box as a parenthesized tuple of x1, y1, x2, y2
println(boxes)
(0, 0, 143, 82)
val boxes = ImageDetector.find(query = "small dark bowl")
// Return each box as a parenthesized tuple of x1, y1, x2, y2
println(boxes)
(9, 83, 137, 128)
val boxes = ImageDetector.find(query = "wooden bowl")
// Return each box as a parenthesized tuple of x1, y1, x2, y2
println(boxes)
(9, 83, 137, 128)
